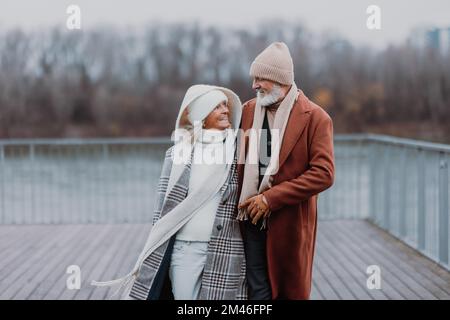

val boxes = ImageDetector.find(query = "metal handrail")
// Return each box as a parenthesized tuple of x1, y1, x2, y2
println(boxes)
(0, 133, 448, 270)
(335, 133, 450, 153)
(2, 133, 450, 152)
(0, 137, 172, 146)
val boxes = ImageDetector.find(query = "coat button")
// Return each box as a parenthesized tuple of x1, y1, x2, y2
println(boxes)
(216, 225, 223, 231)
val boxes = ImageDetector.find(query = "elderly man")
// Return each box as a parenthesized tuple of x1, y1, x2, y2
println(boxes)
(237, 42, 335, 300)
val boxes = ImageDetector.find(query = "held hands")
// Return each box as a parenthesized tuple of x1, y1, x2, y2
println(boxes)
(238, 194, 271, 225)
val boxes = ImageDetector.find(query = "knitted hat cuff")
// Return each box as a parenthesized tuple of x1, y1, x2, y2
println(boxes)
(250, 61, 294, 85)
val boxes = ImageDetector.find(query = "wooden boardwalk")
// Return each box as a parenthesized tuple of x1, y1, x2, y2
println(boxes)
(0, 220, 449, 300)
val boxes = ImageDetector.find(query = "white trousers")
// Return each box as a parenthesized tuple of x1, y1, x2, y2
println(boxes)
(169, 240, 209, 300)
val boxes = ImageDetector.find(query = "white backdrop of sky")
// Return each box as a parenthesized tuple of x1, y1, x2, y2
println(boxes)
(0, 0, 449, 48)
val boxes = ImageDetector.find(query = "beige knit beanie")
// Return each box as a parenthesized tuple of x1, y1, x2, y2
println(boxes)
(249, 42, 294, 85)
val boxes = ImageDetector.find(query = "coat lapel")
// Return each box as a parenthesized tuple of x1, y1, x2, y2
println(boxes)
(237, 103, 256, 182)
(278, 91, 312, 169)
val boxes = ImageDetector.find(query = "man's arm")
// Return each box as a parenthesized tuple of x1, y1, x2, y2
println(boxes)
(263, 111, 335, 212)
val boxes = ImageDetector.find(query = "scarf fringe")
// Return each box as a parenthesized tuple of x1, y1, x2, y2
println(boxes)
(91, 271, 137, 300)
(237, 208, 248, 221)
(237, 208, 267, 231)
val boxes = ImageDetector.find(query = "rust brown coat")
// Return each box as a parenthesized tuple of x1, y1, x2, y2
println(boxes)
(237, 90, 335, 300)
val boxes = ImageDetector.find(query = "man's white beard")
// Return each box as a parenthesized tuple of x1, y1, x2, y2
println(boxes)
(256, 84, 283, 107)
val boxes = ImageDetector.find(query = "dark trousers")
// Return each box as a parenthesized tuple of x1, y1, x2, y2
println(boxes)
(243, 220, 272, 300)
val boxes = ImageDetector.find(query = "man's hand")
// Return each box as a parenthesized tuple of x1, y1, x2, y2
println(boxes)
(238, 194, 271, 225)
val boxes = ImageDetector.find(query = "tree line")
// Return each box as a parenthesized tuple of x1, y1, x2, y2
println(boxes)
(1, 21, 449, 142)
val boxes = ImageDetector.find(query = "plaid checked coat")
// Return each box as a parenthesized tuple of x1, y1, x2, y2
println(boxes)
(128, 146, 248, 300)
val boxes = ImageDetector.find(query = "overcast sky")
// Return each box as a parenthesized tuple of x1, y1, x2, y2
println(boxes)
(1, 0, 449, 48)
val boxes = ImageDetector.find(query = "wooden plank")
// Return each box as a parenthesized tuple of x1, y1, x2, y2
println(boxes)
(0, 225, 84, 299)
(72, 224, 132, 300)
(0, 225, 25, 243)
(341, 220, 444, 298)
(310, 277, 324, 300)
(39, 224, 113, 299)
(311, 258, 340, 300)
(1, 221, 449, 300)
(315, 242, 369, 299)
(317, 221, 402, 300)
(313, 246, 355, 299)
(7, 225, 85, 299)
(317, 222, 380, 299)
(346, 220, 450, 298)
(331, 220, 422, 299)
(0, 225, 76, 287)
(356, 221, 450, 294)
(90, 224, 146, 299)
(14, 224, 102, 299)
(32, 224, 113, 299)
(57, 224, 118, 300)
(0, 225, 62, 258)
(0, 225, 63, 274)
(333, 220, 436, 299)
(103, 224, 149, 299)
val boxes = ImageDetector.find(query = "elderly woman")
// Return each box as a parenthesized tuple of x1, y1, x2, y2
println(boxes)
(92, 85, 247, 300)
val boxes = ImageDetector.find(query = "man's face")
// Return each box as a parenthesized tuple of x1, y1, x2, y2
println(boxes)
(252, 77, 276, 97)
(253, 77, 284, 107)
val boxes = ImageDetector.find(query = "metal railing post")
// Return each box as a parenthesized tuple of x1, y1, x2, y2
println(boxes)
(438, 152, 449, 266)
(399, 147, 407, 238)
(369, 141, 377, 223)
(0, 145, 4, 224)
(29, 144, 35, 224)
(417, 148, 426, 251)
(383, 143, 391, 230)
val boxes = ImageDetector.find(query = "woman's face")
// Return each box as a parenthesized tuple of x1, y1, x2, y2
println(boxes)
(203, 101, 230, 130)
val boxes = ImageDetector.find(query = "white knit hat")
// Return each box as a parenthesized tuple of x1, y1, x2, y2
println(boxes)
(175, 85, 242, 132)
(187, 89, 228, 124)
(249, 42, 294, 85)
